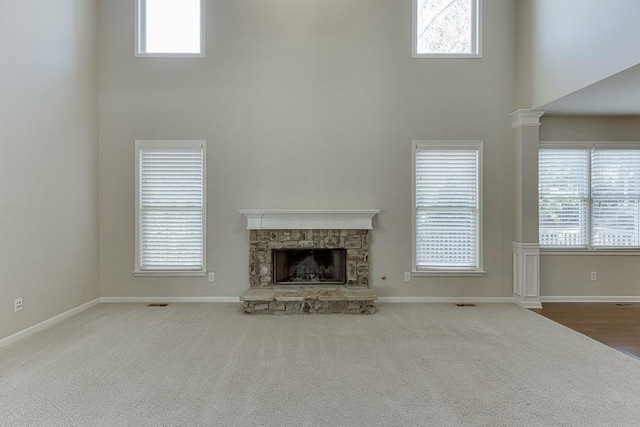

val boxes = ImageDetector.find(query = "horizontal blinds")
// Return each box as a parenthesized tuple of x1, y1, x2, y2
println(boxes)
(538, 149, 590, 247)
(139, 146, 204, 270)
(591, 150, 640, 247)
(415, 148, 479, 269)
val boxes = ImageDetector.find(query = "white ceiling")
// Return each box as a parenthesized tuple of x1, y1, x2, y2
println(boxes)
(540, 64, 640, 116)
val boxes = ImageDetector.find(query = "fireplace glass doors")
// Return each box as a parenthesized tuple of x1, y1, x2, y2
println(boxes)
(272, 249, 346, 285)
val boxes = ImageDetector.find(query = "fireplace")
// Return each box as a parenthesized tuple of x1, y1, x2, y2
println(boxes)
(246, 229, 370, 287)
(273, 249, 346, 285)
(239, 210, 380, 314)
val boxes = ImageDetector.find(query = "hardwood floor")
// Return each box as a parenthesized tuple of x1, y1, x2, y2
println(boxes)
(533, 303, 640, 360)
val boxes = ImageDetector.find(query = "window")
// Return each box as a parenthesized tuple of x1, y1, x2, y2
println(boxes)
(539, 145, 640, 249)
(413, 141, 483, 275)
(135, 140, 206, 276)
(136, 0, 204, 57)
(412, 0, 482, 58)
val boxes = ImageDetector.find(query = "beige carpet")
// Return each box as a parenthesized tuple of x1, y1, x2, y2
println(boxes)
(1, 303, 640, 426)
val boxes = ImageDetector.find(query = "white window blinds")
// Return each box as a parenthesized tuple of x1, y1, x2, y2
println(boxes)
(591, 150, 640, 247)
(539, 147, 640, 249)
(414, 142, 482, 270)
(136, 141, 205, 272)
(539, 149, 590, 247)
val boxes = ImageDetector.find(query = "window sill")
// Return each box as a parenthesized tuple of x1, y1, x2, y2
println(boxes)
(412, 270, 487, 277)
(540, 249, 640, 256)
(134, 52, 205, 58)
(133, 271, 207, 277)
(412, 53, 483, 59)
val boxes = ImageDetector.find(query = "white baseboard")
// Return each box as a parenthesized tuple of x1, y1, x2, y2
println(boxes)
(540, 296, 640, 303)
(100, 296, 240, 303)
(0, 298, 100, 348)
(377, 296, 514, 304)
(103, 296, 515, 304)
(513, 299, 543, 309)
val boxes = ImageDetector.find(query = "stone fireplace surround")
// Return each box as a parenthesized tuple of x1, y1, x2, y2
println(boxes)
(239, 210, 379, 314)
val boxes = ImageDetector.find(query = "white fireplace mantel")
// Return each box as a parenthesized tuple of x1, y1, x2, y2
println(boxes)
(239, 209, 380, 230)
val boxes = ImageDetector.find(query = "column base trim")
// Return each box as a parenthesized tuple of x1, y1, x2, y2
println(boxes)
(513, 296, 542, 309)
(513, 241, 540, 303)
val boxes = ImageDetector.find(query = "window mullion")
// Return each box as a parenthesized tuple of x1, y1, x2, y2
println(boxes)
(587, 148, 595, 250)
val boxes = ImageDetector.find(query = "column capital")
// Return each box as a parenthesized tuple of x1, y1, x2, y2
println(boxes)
(508, 109, 545, 129)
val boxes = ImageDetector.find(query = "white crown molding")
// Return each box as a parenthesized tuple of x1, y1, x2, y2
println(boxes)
(239, 209, 380, 230)
(0, 298, 100, 348)
(508, 109, 545, 129)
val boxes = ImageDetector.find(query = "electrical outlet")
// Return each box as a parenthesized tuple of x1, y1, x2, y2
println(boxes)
(590, 271, 597, 281)
(208, 272, 215, 282)
(404, 272, 411, 282)
(14, 297, 23, 312)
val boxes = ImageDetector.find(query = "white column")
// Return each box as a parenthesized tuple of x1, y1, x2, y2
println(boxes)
(509, 110, 544, 309)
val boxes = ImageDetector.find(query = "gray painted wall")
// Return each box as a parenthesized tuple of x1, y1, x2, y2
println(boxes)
(2, 1, 639, 343)
(98, 0, 517, 299)
(517, 0, 640, 110)
(0, 0, 99, 340)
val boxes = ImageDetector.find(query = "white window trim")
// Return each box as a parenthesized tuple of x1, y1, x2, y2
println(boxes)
(412, 140, 485, 276)
(539, 141, 640, 254)
(134, 140, 207, 277)
(412, 0, 483, 59)
(540, 249, 640, 256)
(135, 0, 206, 58)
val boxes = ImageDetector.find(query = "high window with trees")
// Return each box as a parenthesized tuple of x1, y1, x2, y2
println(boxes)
(412, 0, 482, 58)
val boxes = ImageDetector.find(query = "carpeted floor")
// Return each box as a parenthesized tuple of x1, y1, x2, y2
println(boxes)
(1, 303, 640, 426)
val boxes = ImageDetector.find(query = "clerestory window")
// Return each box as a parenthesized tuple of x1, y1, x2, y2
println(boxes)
(412, 0, 482, 58)
(135, 0, 204, 57)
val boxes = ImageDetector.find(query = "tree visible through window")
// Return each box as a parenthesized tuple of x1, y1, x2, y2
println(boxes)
(413, 0, 481, 57)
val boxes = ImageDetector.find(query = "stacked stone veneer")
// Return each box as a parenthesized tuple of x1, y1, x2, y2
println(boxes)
(244, 299, 375, 315)
(249, 229, 370, 288)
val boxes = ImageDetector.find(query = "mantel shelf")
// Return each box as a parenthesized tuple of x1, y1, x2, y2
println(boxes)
(239, 209, 380, 230)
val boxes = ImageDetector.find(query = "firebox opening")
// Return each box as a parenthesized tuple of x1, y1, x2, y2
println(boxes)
(272, 249, 346, 285)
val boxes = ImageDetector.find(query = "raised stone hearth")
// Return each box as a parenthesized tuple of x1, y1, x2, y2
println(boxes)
(240, 286, 377, 314)
(239, 210, 380, 314)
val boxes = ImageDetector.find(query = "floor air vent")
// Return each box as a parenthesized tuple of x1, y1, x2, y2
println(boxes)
(614, 303, 636, 307)
(148, 303, 169, 307)
(455, 303, 476, 307)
